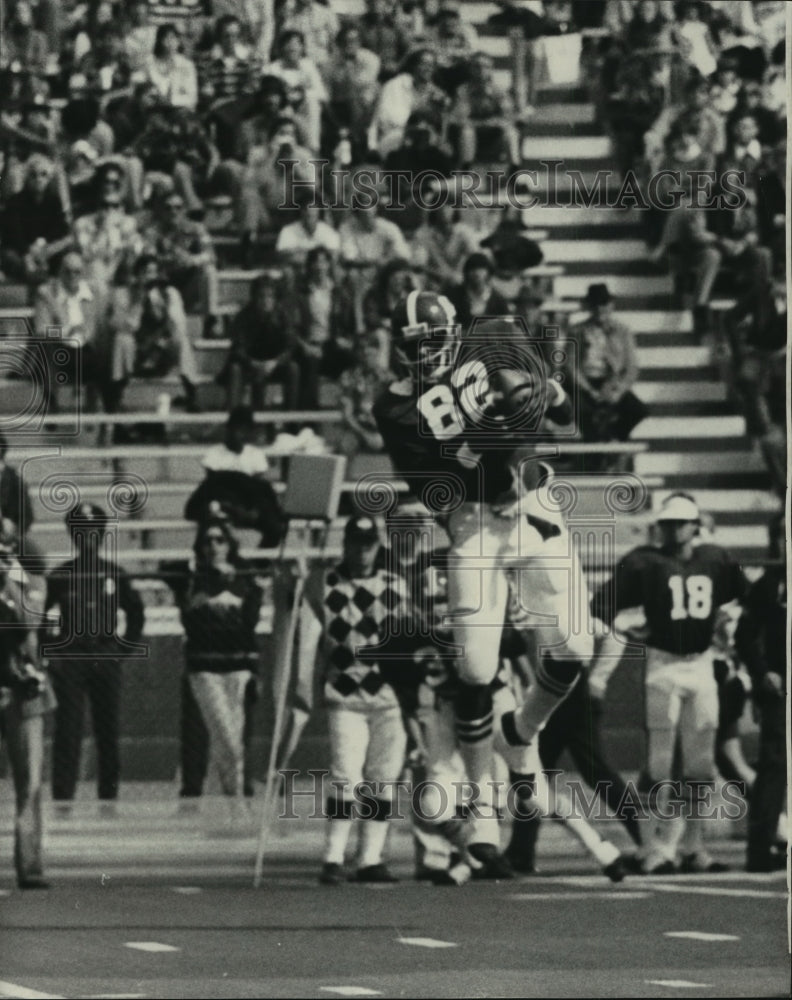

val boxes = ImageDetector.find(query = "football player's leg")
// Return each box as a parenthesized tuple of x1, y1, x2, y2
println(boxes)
(503, 554, 591, 747)
(324, 706, 368, 868)
(358, 706, 407, 874)
(644, 663, 685, 872)
(448, 564, 509, 847)
(677, 665, 721, 870)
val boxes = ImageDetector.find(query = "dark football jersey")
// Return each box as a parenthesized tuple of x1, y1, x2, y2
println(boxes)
(373, 338, 567, 508)
(592, 543, 746, 657)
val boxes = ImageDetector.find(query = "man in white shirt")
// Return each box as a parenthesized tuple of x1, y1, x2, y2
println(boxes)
(275, 197, 340, 268)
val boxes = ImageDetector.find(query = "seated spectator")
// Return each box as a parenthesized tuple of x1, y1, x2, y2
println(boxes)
(409, 186, 481, 288)
(185, 406, 285, 547)
(33, 249, 107, 413)
(648, 191, 722, 334)
(644, 75, 726, 175)
(382, 111, 455, 177)
(335, 335, 394, 456)
(141, 189, 218, 321)
(239, 116, 315, 251)
(122, 0, 158, 78)
(295, 245, 357, 409)
(233, 75, 291, 164)
(338, 196, 410, 272)
(70, 0, 119, 66)
(367, 46, 449, 156)
(710, 54, 743, 116)
(0, 154, 70, 284)
(1, 1, 49, 76)
(362, 256, 415, 350)
(325, 24, 381, 159)
(567, 283, 647, 447)
(146, 22, 198, 111)
(200, 14, 259, 106)
(356, 0, 410, 80)
(275, 193, 340, 269)
(673, 1, 718, 80)
(223, 273, 300, 413)
(278, 0, 338, 76)
(266, 29, 326, 153)
(624, 0, 674, 52)
(427, 1, 479, 92)
(450, 51, 520, 168)
(445, 252, 510, 336)
(607, 49, 669, 172)
(69, 24, 131, 97)
(73, 161, 142, 288)
(732, 79, 783, 147)
(63, 140, 100, 221)
(720, 110, 764, 182)
(104, 254, 199, 414)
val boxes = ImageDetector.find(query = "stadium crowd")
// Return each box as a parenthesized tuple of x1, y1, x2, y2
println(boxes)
(0, 0, 787, 890)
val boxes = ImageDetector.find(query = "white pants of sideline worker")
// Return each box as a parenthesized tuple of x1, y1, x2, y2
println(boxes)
(189, 671, 253, 797)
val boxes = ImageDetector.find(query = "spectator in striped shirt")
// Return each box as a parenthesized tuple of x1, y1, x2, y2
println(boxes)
(201, 15, 259, 105)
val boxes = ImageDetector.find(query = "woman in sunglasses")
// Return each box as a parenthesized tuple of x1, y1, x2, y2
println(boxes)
(179, 518, 264, 800)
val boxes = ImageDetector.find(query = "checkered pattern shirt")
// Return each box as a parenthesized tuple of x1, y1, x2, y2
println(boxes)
(322, 565, 409, 711)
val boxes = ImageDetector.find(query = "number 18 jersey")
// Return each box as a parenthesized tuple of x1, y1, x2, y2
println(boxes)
(593, 543, 746, 656)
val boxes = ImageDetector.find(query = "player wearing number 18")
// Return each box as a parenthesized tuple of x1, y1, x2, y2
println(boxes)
(373, 291, 589, 869)
(590, 493, 746, 874)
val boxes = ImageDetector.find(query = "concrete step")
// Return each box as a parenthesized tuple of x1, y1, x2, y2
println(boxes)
(634, 331, 700, 348)
(536, 85, 590, 104)
(635, 381, 727, 404)
(636, 346, 712, 369)
(652, 488, 782, 514)
(530, 102, 597, 125)
(542, 239, 647, 263)
(555, 274, 671, 298)
(636, 415, 746, 439)
(521, 136, 612, 160)
(523, 206, 641, 228)
(635, 448, 766, 476)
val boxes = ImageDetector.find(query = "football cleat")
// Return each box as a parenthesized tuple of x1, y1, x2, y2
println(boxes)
(319, 862, 345, 885)
(679, 853, 730, 874)
(468, 843, 515, 880)
(354, 864, 399, 883)
(644, 860, 677, 876)
(603, 857, 628, 883)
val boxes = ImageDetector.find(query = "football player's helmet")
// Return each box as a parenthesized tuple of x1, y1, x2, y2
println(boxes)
(391, 290, 460, 384)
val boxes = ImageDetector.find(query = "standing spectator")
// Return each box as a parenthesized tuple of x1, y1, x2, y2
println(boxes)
(445, 253, 510, 335)
(427, 2, 479, 91)
(223, 274, 300, 412)
(0, 154, 70, 285)
(33, 249, 107, 414)
(325, 24, 380, 158)
(0, 538, 53, 889)
(46, 503, 145, 805)
(300, 515, 410, 884)
(233, 74, 289, 163)
(266, 29, 327, 153)
(567, 283, 647, 445)
(644, 75, 726, 175)
(673, 1, 718, 80)
(735, 516, 788, 872)
(72, 161, 142, 288)
(367, 47, 448, 156)
(146, 23, 199, 111)
(179, 518, 264, 799)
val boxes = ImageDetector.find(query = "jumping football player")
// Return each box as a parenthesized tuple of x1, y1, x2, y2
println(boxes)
(373, 291, 594, 868)
(589, 493, 746, 874)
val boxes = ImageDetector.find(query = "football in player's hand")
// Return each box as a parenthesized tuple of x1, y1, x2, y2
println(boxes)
(489, 367, 535, 415)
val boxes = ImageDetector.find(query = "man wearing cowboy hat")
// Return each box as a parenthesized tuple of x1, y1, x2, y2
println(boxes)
(567, 283, 647, 452)
(589, 492, 746, 874)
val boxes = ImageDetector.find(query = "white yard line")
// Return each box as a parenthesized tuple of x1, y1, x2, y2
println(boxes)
(123, 942, 180, 953)
(397, 937, 458, 949)
(509, 891, 651, 901)
(0, 983, 65, 1000)
(645, 980, 713, 989)
(647, 883, 786, 900)
(664, 931, 740, 942)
